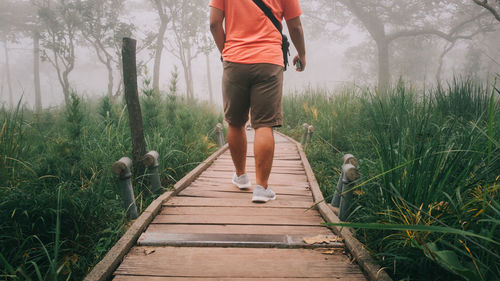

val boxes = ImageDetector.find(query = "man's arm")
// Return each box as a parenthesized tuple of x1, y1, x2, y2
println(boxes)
(209, 7, 225, 54)
(286, 16, 306, 71)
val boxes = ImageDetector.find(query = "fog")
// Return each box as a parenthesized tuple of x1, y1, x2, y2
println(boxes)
(1, 0, 499, 109)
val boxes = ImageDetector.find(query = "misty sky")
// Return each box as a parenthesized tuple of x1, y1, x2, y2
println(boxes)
(0, 1, 499, 109)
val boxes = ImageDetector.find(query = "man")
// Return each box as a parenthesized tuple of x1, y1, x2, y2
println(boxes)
(209, 0, 306, 202)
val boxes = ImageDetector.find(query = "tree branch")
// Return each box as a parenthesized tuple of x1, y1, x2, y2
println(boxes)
(472, 0, 500, 22)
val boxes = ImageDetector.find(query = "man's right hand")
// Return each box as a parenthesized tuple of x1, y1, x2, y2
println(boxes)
(293, 55, 306, 72)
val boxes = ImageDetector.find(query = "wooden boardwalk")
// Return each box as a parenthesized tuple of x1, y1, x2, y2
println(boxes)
(86, 131, 394, 281)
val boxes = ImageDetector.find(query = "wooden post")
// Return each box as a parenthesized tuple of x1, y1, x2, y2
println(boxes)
(122, 38, 147, 173)
(143, 151, 162, 195)
(112, 157, 138, 219)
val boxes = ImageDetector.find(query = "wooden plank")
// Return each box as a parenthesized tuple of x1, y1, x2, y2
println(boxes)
(191, 178, 310, 189)
(164, 197, 315, 208)
(185, 184, 312, 196)
(137, 232, 344, 249)
(84, 191, 174, 281)
(177, 189, 313, 201)
(159, 206, 320, 217)
(114, 277, 366, 281)
(276, 132, 391, 281)
(152, 214, 324, 226)
(114, 247, 363, 278)
(146, 224, 333, 235)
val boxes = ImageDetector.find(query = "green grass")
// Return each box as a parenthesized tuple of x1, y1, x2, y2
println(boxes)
(0, 90, 223, 280)
(281, 77, 500, 281)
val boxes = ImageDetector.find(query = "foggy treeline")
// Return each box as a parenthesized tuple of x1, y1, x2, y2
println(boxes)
(0, 0, 499, 110)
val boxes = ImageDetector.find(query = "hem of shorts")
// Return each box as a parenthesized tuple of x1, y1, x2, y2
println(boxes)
(252, 121, 282, 129)
(223, 59, 284, 68)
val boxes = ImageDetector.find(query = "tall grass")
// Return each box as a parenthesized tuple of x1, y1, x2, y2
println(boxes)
(0, 89, 223, 280)
(282, 77, 499, 280)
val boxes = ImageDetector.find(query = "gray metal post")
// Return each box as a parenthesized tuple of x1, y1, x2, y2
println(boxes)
(307, 125, 314, 144)
(112, 157, 138, 220)
(331, 170, 343, 207)
(216, 123, 225, 147)
(339, 163, 360, 221)
(143, 150, 162, 195)
(301, 123, 309, 145)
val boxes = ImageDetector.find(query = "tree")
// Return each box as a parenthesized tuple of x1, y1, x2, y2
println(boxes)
(150, 0, 171, 95)
(1, 0, 43, 111)
(163, 0, 207, 99)
(78, 0, 133, 100)
(312, 0, 494, 91)
(36, 0, 80, 105)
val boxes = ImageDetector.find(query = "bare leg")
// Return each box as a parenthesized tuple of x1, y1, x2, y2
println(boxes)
(254, 127, 274, 188)
(228, 124, 247, 176)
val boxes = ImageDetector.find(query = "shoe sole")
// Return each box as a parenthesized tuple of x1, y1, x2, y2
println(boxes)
(232, 180, 251, 190)
(252, 195, 277, 203)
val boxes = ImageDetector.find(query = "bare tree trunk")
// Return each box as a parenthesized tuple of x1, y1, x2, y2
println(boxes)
(376, 39, 390, 93)
(205, 52, 213, 104)
(62, 71, 71, 105)
(186, 45, 194, 99)
(105, 58, 114, 98)
(34, 31, 42, 113)
(122, 37, 146, 173)
(436, 41, 456, 82)
(153, 16, 168, 94)
(3, 39, 13, 108)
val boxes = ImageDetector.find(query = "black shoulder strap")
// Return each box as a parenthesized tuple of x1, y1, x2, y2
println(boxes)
(252, 0, 282, 33)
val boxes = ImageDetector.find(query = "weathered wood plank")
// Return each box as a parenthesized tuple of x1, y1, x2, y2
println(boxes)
(177, 189, 313, 201)
(152, 214, 324, 226)
(137, 233, 344, 249)
(146, 224, 333, 235)
(113, 277, 366, 281)
(164, 197, 315, 208)
(114, 247, 363, 278)
(185, 184, 312, 196)
(159, 206, 319, 217)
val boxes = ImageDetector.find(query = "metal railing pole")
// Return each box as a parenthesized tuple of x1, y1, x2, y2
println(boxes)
(112, 157, 138, 219)
(143, 150, 161, 195)
(301, 123, 309, 145)
(216, 123, 225, 147)
(306, 125, 314, 144)
(339, 162, 360, 221)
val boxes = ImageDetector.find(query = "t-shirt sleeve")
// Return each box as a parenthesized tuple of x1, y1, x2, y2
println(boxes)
(209, 0, 224, 11)
(283, 0, 302, 20)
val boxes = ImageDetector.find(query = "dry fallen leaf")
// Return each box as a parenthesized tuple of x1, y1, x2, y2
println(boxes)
(143, 249, 156, 255)
(303, 234, 339, 245)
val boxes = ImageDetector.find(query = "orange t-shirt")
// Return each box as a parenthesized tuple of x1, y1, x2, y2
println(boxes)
(209, 0, 302, 66)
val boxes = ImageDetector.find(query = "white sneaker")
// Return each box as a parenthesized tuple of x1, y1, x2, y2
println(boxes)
(252, 185, 276, 202)
(232, 173, 251, 190)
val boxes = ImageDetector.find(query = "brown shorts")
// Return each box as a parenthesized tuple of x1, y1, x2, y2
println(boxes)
(222, 61, 284, 129)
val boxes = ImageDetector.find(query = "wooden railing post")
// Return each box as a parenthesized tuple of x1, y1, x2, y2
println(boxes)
(122, 37, 146, 174)
(143, 151, 162, 195)
(112, 157, 138, 219)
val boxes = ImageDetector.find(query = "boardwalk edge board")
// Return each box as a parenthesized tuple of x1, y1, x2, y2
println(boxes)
(277, 132, 393, 281)
(84, 144, 229, 281)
